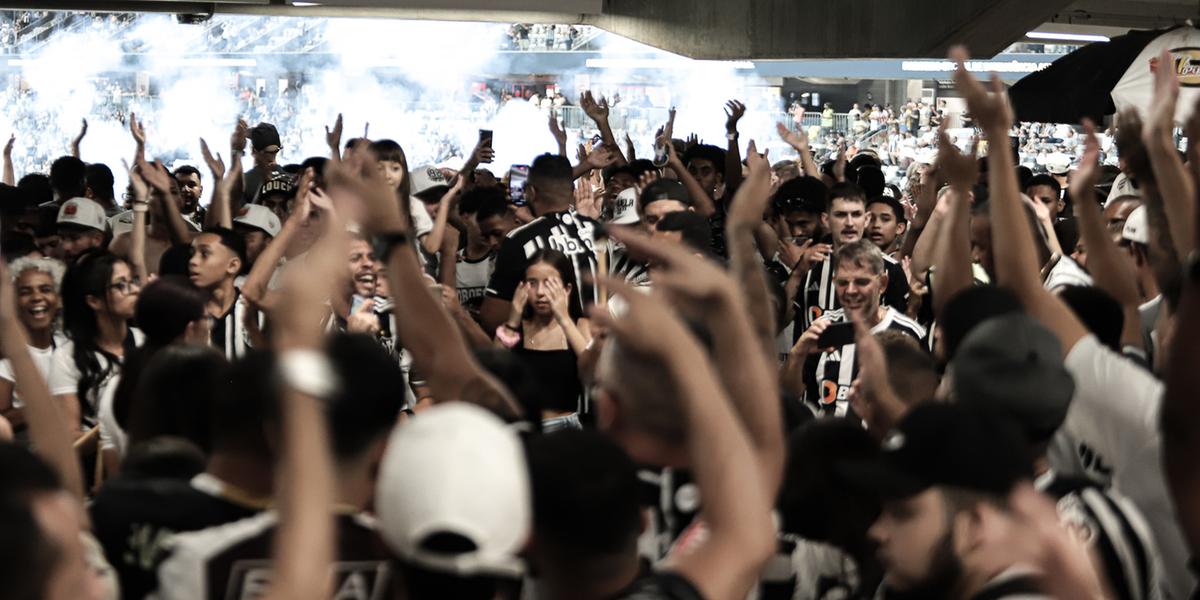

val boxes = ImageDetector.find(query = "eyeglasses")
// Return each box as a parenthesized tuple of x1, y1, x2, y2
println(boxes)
(109, 277, 142, 295)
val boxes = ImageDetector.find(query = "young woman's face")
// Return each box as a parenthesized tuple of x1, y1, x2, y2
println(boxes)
(524, 261, 568, 317)
(104, 261, 140, 320)
(15, 268, 60, 334)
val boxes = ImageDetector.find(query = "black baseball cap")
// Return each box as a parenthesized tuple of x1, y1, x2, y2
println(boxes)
(837, 403, 1033, 499)
(250, 122, 282, 152)
(639, 179, 691, 210)
(258, 173, 295, 199)
(772, 175, 828, 215)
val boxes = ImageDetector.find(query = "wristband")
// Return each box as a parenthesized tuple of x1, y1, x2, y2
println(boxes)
(278, 349, 338, 399)
(726, 132, 738, 141)
(495, 324, 522, 348)
(132, 202, 149, 213)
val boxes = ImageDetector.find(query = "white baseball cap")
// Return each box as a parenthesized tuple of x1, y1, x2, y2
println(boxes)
(606, 187, 640, 225)
(1045, 153, 1072, 175)
(375, 403, 529, 578)
(410, 164, 451, 199)
(233, 204, 282, 238)
(57, 197, 108, 232)
(1121, 206, 1149, 245)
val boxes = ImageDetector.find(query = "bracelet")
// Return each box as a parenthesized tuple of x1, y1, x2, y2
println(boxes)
(132, 202, 149, 213)
(278, 349, 339, 399)
(495, 324, 521, 348)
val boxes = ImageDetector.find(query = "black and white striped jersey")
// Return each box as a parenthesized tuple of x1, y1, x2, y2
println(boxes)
(794, 252, 910, 335)
(209, 288, 258, 361)
(1040, 473, 1164, 600)
(803, 307, 926, 417)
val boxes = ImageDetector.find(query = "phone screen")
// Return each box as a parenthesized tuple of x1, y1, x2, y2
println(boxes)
(479, 129, 493, 149)
(817, 322, 856, 349)
(509, 164, 530, 206)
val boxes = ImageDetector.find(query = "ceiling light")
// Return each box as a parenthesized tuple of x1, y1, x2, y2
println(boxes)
(1026, 31, 1110, 43)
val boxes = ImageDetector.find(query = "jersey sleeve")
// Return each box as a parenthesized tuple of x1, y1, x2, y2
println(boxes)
(484, 236, 527, 301)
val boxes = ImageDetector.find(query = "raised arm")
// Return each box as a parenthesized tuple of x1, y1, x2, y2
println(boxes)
(326, 152, 521, 419)
(1162, 237, 1200, 560)
(241, 171, 311, 309)
(777, 122, 821, 180)
(571, 144, 617, 182)
(610, 227, 785, 500)
(930, 127, 977, 317)
(724, 100, 746, 191)
(200, 138, 234, 229)
(951, 47, 1087, 354)
(324, 113, 343, 162)
(126, 162, 150, 284)
(725, 140, 779, 356)
(129, 112, 146, 166)
(70, 118, 87, 159)
(549, 111, 568, 157)
(1142, 49, 1196, 258)
(420, 176, 464, 256)
(664, 135, 717, 217)
(3, 134, 15, 186)
(579, 91, 628, 166)
(595, 279, 774, 600)
(899, 166, 940, 259)
(1072, 120, 1144, 349)
(0, 261, 85, 501)
(137, 157, 194, 245)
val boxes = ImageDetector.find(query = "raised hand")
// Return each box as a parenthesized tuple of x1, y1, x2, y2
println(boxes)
(634, 169, 659, 196)
(324, 146, 406, 234)
(137, 158, 175, 195)
(129, 113, 146, 147)
(325, 113, 344, 153)
(949, 46, 1013, 134)
(1070, 119, 1102, 203)
(3, 134, 14, 157)
(608, 227, 736, 313)
(574, 178, 601, 220)
(123, 159, 149, 203)
(510, 281, 531, 320)
(70, 118, 88, 157)
(589, 276, 697, 359)
(685, 133, 699, 151)
(231, 118, 249, 154)
(545, 277, 571, 321)
(584, 144, 617, 170)
(346, 298, 381, 335)
(724, 99, 747, 133)
(549, 110, 567, 148)
(777, 122, 809, 151)
(579, 90, 610, 122)
(936, 123, 978, 188)
(833, 141, 847, 182)
(665, 106, 677, 140)
(473, 136, 495, 165)
(1145, 49, 1179, 145)
(728, 139, 772, 226)
(200, 138, 226, 181)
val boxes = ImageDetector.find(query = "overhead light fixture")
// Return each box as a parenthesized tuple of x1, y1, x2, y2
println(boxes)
(292, 1, 322, 5)
(1026, 31, 1110, 43)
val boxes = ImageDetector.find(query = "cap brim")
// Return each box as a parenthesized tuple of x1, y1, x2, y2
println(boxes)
(255, 145, 281, 153)
(835, 457, 929, 499)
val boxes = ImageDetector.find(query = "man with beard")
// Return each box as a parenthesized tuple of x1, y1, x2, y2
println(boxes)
(172, 166, 205, 231)
(841, 402, 1048, 600)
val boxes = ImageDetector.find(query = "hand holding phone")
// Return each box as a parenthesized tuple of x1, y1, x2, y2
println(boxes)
(816, 322, 856, 349)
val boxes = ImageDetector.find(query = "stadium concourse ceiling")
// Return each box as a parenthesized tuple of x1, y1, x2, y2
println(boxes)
(2, 0, 1198, 59)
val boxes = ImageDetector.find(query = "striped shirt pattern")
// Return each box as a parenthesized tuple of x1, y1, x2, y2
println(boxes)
(795, 252, 910, 333)
(209, 289, 257, 361)
(805, 307, 926, 417)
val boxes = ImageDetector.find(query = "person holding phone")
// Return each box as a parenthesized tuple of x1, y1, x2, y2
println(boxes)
(783, 239, 925, 418)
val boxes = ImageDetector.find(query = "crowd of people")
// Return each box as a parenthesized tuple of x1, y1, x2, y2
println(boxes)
(2, 42, 1200, 600)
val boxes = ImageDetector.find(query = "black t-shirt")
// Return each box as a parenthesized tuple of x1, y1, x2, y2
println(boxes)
(89, 474, 265, 599)
(611, 571, 705, 600)
(484, 209, 598, 309)
(155, 512, 397, 600)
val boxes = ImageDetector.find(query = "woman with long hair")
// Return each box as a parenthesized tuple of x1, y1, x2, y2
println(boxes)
(495, 249, 591, 431)
(0, 256, 67, 436)
(48, 250, 143, 435)
(101, 276, 208, 474)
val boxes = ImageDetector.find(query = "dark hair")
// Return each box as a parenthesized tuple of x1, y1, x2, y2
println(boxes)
(125, 345, 229, 453)
(528, 153, 573, 198)
(527, 430, 641, 559)
(866, 195, 906, 225)
(172, 165, 202, 182)
(601, 164, 635, 184)
(157, 243, 193, 278)
(655, 211, 711, 254)
(17, 173, 53, 206)
(85, 163, 116, 203)
(324, 333, 407, 461)
(200, 226, 248, 271)
(210, 350, 278, 459)
(49, 156, 86, 200)
(940, 286, 1023, 361)
(60, 250, 136, 410)
(0, 232, 38, 260)
(474, 193, 512, 224)
(778, 420, 879, 551)
(1058, 285, 1123, 351)
(772, 175, 829, 216)
(368, 139, 411, 198)
(525, 249, 583, 321)
(0, 496, 59, 600)
(473, 348, 543, 429)
(113, 276, 208, 432)
(879, 331, 937, 405)
(627, 158, 658, 180)
(0, 442, 61, 498)
(460, 185, 505, 216)
(828, 182, 867, 207)
(299, 156, 329, 190)
(1025, 173, 1062, 199)
(682, 144, 726, 172)
(855, 165, 885, 198)
(118, 436, 207, 482)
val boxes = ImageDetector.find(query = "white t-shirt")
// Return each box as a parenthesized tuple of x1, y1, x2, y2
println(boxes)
(1044, 255, 1092, 291)
(1049, 335, 1193, 598)
(0, 332, 68, 409)
(410, 197, 434, 239)
(47, 329, 145, 428)
(97, 377, 127, 456)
